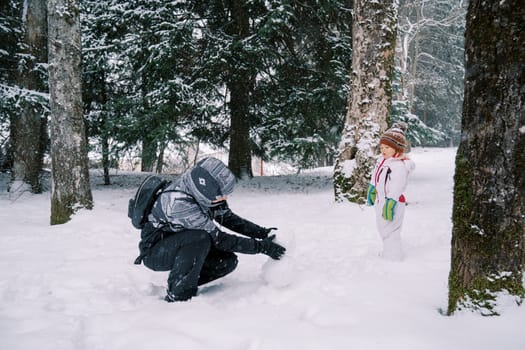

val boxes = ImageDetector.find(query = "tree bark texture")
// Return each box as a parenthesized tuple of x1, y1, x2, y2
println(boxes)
(100, 73, 111, 185)
(48, 0, 93, 225)
(334, 0, 397, 202)
(141, 134, 157, 172)
(11, 0, 48, 193)
(139, 34, 157, 173)
(226, 0, 254, 179)
(447, 0, 525, 315)
(228, 78, 253, 179)
(101, 135, 110, 185)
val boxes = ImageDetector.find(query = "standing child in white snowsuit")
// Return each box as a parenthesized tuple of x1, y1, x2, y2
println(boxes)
(367, 123, 415, 260)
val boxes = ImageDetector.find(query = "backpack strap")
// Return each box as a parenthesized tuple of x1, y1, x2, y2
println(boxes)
(134, 225, 174, 264)
(134, 253, 147, 265)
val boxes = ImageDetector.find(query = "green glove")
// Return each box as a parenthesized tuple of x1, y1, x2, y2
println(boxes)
(382, 198, 397, 221)
(367, 184, 376, 206)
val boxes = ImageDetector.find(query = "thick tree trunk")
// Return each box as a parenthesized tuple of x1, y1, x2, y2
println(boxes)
(11, 0, 48, 193)
(447, 0, 525, 315)
(228, 79, 253, 179)
(334, 0, 397, 202)
(141, 135, 156, 172)
(227, 0, 253, 179)
(48, 0, 93, 225)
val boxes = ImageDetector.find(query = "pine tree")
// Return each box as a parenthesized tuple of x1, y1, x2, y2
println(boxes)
(192, 0, 262, 178)
(76, 0, 354, 174)
(253, 0, 352, 170)
(11, 0, 48, 194)
(1, 0, 49, 193)
(106, 0, 203, 173)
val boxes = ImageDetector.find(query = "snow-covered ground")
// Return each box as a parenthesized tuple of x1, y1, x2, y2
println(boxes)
(0, 147, 523, 350)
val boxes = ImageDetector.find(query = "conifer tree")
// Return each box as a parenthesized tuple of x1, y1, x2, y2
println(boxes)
(1, 0, 48, 193)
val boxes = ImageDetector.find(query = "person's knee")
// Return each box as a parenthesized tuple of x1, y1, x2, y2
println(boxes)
(184, 229, 211, 247)
(196, 230, 212, 246)
(192, 231, 212, 257)
(223, 252, 238, 273)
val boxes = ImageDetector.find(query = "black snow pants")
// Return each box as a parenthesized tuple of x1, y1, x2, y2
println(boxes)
(143, 229, 238, 299)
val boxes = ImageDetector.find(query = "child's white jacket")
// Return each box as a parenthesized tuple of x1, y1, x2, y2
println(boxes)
(370, 156, 415, 205)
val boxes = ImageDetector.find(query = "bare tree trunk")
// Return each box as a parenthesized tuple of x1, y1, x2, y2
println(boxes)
(227, 0, 253, 179)
(101, 134, 110, 185)
(48, 0, 93, 225)
(407, 1, 421, 114)
(334, 0, 397, 203)
(99, 70, 111, 186)
(228, 79, 253, 179)
(156, 140, 166, 174)
(192, 140, 200, 166)
(447, 0, 525, 315)
(138, 61, 157, 173)
(11, 0, 48, 194)
(141, 134, 156, 172)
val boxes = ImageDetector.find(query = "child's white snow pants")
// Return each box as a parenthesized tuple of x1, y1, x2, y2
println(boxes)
(375, 202, 406, 261)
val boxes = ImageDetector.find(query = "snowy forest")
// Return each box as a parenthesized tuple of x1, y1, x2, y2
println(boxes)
(1, 0, 465, 178)
(0, 0, 524, 344)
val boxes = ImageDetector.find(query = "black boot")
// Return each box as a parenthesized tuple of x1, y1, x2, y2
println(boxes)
(164, 287, 198, 303)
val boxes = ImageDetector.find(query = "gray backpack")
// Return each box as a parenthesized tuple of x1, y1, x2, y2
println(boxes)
(127, 175, 170, 229)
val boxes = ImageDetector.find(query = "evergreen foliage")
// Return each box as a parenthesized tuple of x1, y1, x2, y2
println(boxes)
(1, 0, 463, 174)
(83, 0, 353, 171)
(0, 0, 21, 115)
(81, 0, 207, 173)
(253, 0, 353, 169)
(1, 0, 49, 134)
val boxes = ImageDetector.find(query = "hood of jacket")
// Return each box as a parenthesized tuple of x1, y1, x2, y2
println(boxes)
(180, 157, 236, 208)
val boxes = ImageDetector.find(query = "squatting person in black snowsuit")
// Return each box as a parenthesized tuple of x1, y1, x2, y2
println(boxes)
(135, 157, 286, 302)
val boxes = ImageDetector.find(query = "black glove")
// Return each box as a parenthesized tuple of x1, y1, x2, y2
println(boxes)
(257, 234, 286, 260)
(253, 226, 278, 239)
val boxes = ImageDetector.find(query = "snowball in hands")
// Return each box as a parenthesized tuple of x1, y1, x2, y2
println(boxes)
(262, 232, 298, 288)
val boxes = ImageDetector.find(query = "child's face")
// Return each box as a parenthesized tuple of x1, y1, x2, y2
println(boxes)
(380, 144, 397, 159)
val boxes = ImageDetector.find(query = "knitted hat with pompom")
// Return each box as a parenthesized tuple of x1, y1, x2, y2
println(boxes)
(379, 122, 408, 154)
